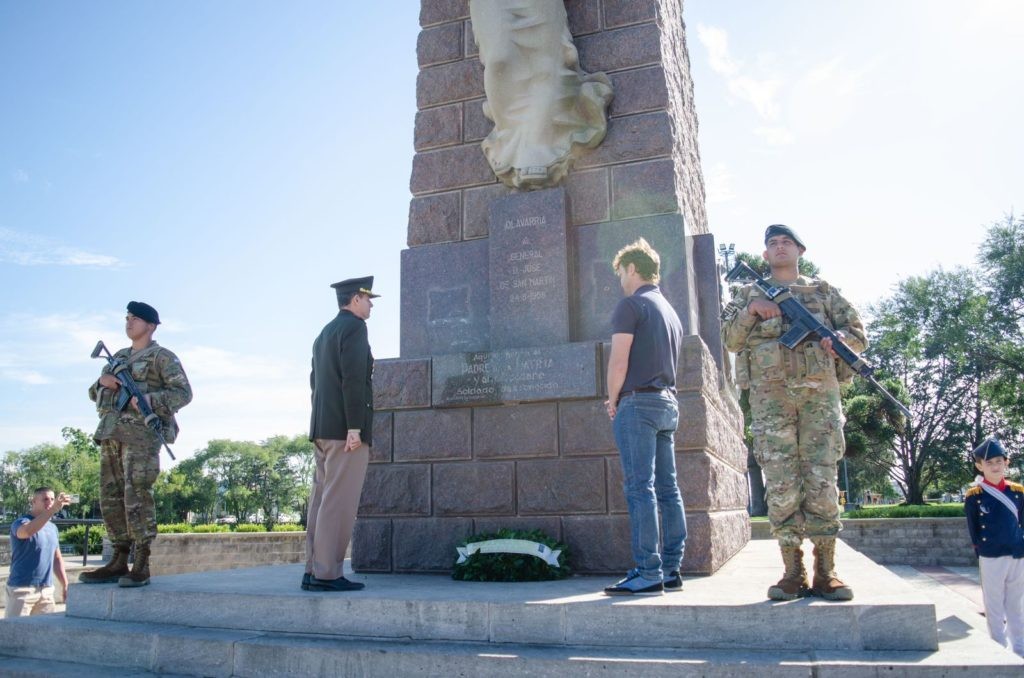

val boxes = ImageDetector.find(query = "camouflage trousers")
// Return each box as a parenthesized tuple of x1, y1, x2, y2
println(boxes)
(749, 376, 845, 547)
(99, 430, 161, 546)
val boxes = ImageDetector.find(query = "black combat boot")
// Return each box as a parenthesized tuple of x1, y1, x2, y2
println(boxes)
(767, 543, 810, 601)
(810, 537, 853, 601)
(118, 543, 151, 588)
(78, 542, 131, 584)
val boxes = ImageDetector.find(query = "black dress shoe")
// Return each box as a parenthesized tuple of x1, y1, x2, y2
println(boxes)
(307, 575, 365, 592)
(301, 573, 312, 590)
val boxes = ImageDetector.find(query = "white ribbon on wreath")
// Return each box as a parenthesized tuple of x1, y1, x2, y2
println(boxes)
(456, 538, 563, 567)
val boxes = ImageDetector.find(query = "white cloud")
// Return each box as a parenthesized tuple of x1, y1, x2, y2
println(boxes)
(12, 169, 29, 184)
(697, 24, 782, 122)
(0, 228, 126, 268)
(705, 162, 736, 204)
(753, 126, 795, 146)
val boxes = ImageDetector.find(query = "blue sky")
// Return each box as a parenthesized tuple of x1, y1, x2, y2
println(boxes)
(2, 1, 1022, 460)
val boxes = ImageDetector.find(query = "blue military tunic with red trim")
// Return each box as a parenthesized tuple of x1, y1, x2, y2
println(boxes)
(965, 480, 1024, 558)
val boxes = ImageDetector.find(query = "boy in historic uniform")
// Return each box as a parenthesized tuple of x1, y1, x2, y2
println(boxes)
(965, 437, 1024, 656)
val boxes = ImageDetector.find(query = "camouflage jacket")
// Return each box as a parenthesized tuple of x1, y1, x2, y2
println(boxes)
(722, 275, 867, 388)
(88, 342, 192, 444)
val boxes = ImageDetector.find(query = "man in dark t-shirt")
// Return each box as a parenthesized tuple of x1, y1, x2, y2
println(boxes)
(5, 487, 70, 617)
(603, 237, 686, 596)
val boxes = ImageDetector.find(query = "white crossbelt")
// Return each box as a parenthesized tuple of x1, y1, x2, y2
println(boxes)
(977, 477, 1020, 521)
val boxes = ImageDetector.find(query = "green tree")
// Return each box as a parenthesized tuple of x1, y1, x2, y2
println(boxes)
(865, 268, 995, 503)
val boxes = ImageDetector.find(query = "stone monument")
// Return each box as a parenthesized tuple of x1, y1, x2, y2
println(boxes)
(354, 0, 749, 575)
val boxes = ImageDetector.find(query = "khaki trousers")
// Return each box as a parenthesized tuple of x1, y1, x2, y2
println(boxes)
(4, 584, 56, 618)
(305, 439, 370, 580)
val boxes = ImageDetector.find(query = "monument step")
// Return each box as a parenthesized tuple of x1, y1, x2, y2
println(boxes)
(1, 614, 1021, 678)
(59, 541, 936, 652)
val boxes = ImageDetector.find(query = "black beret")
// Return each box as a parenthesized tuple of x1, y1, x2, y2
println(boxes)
(972, 437, 1007, 461)
(330, 276, 380, 303)
(127, 301, 160, 325)
(764, 224, 806, 250)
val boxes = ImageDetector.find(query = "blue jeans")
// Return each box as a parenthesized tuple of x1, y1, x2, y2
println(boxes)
(613, 392, 687, 580)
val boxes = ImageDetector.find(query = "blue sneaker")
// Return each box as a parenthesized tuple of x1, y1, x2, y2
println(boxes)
(663, 570, 683, 592)
(604, 569, 664, 596)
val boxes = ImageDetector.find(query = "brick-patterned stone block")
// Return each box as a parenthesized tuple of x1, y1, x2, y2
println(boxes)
(559, 399, 616, 456)
(414, 104, 463, 151)
(608, 66, 668, 117)
(462, 182, 509, 238)
(677, 451, 749, 512)
(374, 358, 432, 409)
(576, 111, 673, 169)
(605, 456, 627, 513)
(462, 97, 491, 142)
(604, 0, 657, 28)
(562, 514, 632, 573)
(677, 333, 719, 399)
(393, 517, 474, 572)
(370, 412, 392, 464)
(464, 20, 478, 58)
(359, 464, 430, 516)
(677, 392, 747, 471)
(566, 0, 601, 36)
(408, 191, 462, 245)
(434, 461, 515, 515)
(352, 519, 392, 572)
(417, 22, 463, 67)
(420, 0, 469, 27)
(472, 516, 562, 540)
(566, 167, 609, 226)
(680, 509, 750, 574)
(518, 458, 606, 514)
(611, 158, 678, 220)
(474, 403, 558, 459)
(394, 408, 472, 461)
(577, 23, 661, 73)
(417, 59, 484, 109)
(411, 144, 494, 195)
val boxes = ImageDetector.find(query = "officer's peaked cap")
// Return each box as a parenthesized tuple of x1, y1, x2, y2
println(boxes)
(331, 276, 380, 302)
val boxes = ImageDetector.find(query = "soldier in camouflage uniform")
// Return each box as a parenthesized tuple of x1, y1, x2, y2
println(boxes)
(723, 226, 866, 601)
(79, 301, 192, 588)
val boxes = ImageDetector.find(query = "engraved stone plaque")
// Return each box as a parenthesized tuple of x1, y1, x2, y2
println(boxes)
(432, 342, 599, 407)
(488, 188, 571, 349)
(400, 238, 490, 357)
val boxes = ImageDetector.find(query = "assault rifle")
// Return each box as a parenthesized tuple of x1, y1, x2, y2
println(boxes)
(91, 341, 176, 460)
(725, 261, 911, 420)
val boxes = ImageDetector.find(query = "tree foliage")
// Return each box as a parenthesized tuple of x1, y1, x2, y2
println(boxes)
(0, 427, 100, 519)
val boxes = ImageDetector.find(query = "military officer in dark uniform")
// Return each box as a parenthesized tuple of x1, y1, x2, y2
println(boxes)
(304, 276, 378, 592)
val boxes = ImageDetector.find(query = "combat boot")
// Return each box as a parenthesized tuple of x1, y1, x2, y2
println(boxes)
(118, 543, 151, 588)
(810, 537, 853, 601)
(767, 543, 810, 601)
(78, 542, 131, 584)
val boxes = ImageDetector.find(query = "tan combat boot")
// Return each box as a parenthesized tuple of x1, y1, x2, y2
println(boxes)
(118, 543, 151, 588)
(767, 543, 810, 601)
(810, 537, 853, 601)
(78, 542, 131, 584)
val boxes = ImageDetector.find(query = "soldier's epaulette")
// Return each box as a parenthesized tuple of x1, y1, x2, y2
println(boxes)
(1008, 481, 1024, 493)
(965, 486, 983, 497)
(813, 278, 831, 293)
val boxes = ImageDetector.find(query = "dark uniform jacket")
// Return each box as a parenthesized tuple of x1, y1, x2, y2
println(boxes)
(309, 310, 374, 445)
(965, 481, 1024, 558)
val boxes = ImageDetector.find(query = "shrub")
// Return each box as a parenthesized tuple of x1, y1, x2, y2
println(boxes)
(451, 528, 570, 582)
(60, 525, 106, 555)
(234, 524, 264, 532)
(272, 523, 304, 532)
(192, 524, 231, 533)
(158, 523, 193, 534)
(845, 504, 964, 519)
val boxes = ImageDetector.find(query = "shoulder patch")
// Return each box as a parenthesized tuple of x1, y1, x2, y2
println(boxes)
(965, 486, 982, 497)
(1008, 481, 1024, 493)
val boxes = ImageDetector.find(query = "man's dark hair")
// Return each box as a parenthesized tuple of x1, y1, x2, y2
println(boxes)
(338, 291, 364, 309)
(33, 486, 54, 497)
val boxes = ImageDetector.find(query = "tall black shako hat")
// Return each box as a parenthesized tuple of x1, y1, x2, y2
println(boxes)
(972, 437, 1007, 461)
(764, 224, 806, 251)
(330, 276, 381, 304)
(127, 301, 160, 325)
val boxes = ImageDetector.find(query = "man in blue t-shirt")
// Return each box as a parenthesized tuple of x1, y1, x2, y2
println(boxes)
(5, 487, 70, 618)
(603, 237, 686, 596)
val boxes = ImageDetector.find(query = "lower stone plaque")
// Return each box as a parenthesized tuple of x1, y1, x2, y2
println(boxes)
(432, 342, 600, 407)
